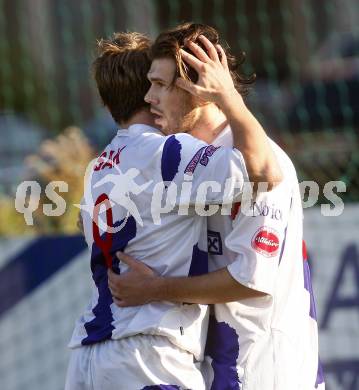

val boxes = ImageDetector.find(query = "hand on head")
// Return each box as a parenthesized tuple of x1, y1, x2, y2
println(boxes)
(176, 35, 239, 106)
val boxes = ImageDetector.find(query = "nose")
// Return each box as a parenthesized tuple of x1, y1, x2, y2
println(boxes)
(144, 85, 158, 105)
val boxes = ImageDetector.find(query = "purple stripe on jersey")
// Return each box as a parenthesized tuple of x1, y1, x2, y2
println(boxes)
(278, 197, 292, 265)
(142, 386, 180, 390)
(205, 316, 241, 390)
(82, 265, 114, 345)
(188, 243, 208, 276)
(161, 135, 182, 185)
(278, 224, 288, 265)
(315, 357, 325, 388)
(303, 260, 317, 320)
(303, 247, 325, 388)
(82, 216, 137, 345)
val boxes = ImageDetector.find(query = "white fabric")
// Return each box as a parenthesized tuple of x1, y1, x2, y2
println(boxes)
(205, 129, 324, 389)
(65, 335, 206, 390)
(69, 124, 249, 362)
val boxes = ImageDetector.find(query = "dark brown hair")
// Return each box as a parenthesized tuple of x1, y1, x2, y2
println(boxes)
(93, 32, 151, 124)
(151, 22, 255, 95)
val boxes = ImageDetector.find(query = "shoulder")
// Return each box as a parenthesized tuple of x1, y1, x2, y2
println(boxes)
(161, 133, 210, 165)
(161, 133, 225, 179)
(164, 133, 208, 149)
(160, 134, 204, 183)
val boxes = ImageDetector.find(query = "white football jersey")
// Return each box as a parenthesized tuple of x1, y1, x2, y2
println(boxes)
(205, 128, 325, 389)
(69, 124, 248, 360)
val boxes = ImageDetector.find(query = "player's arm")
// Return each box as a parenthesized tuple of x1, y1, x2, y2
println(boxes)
(108, 253, 266, 307)
(177, 35, 282, 188)
(108, 187, 290, 307)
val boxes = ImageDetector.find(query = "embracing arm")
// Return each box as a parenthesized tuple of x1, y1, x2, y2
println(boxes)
(147, 267, 265, 304)
(108, 252, 266, 307)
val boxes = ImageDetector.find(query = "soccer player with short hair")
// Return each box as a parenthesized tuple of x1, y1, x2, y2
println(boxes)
(65, 27, 280, 390)
(109, 24, 325, 390)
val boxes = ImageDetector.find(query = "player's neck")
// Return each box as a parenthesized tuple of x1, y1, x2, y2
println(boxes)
(189, 103, 227, 144)
(120, 108, 156, 129)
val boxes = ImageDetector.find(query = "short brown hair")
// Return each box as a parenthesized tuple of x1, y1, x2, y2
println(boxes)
(93, 32, 151, 124)
(151, 23, 254, 95)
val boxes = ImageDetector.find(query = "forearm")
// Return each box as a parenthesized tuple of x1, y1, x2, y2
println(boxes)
(220, 91, 282, 188)
(150, 267, 266, 304)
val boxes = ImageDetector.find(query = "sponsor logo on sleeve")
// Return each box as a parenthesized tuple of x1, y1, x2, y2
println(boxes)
(251, 226, 280, 257)
(184, 145, 221, 175)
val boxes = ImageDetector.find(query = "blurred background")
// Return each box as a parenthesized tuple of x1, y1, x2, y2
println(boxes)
(0, 1, 358, 389)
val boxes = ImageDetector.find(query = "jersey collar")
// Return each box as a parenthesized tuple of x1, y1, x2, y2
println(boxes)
(117, 124, 162, 137)
(212, 124, 233, 148)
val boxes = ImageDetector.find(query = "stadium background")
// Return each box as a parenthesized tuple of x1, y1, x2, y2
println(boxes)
(0, 0, 358, 389)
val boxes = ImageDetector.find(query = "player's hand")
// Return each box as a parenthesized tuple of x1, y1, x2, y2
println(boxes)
(176, 35, 240, 106)
(108, 251, 159, 307)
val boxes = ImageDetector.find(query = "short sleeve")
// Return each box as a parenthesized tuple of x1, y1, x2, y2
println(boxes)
(225, 182, 293, 295)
